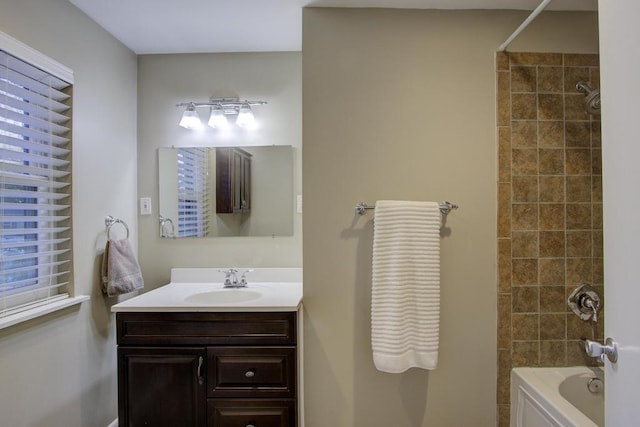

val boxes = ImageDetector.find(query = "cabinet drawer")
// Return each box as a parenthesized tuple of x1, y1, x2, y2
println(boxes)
(117, 312, 296, 346)
(208, 347, 296, 398)
(208, 399, 295, 427)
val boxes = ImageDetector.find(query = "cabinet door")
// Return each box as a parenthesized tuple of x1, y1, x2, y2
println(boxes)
(241, 154, 251, 211)
(216, 148, 233, 213)
(119, 347, 206, 427)
(216, 148, 252, 214)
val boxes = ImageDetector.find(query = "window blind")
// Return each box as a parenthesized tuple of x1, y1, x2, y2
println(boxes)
(177, 147, 209, 238)
(0, 48, 73, 317)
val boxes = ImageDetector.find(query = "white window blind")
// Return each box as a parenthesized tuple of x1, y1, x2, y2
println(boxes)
(0, 46, 73, 318)
(177, 147, 209, 238)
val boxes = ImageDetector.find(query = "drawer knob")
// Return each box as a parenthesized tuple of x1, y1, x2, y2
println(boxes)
(245, 369, 256, 378)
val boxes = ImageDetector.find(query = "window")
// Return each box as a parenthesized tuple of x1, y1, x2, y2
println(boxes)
(0, 32, 76, 323)
(176, 147, 209, 237)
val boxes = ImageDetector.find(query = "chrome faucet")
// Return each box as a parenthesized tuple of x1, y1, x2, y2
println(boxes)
(219, 268, 253, 288)
(582, 338, 618, 363)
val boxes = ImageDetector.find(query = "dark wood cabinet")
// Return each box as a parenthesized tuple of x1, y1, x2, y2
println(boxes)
(116, 312, 297, 427)
(216, 148, 252, 214)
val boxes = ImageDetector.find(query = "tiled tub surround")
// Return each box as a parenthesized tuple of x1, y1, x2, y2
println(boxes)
(496, 52, 602, 426)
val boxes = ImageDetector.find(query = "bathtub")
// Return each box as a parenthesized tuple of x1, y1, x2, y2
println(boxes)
(511, 366, 604, 427)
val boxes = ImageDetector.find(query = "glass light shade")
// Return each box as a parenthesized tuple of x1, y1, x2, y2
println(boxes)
(179, 104, 202, 129)
(207, 105, 229, 128)
(235, 103, 256, 128)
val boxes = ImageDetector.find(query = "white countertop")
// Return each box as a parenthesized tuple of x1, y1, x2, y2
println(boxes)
(111, 268, 303, 313)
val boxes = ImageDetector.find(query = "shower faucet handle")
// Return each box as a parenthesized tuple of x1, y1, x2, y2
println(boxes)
(568, 284, 601, 322)
(581, 294, 600, 322)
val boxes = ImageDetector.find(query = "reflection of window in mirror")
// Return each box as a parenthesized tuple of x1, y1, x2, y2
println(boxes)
(177, 148, 209, 237)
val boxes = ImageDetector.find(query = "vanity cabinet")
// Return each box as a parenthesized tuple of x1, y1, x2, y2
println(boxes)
(216, 147, 252, 214)
(116, 311, 297, 427)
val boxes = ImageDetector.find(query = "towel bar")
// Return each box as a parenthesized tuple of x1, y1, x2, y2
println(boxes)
(355, 201, 459, 216)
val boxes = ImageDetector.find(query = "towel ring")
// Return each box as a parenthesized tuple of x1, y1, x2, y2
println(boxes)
(105, 215, 130, 240)
(159, 215, 176, 239)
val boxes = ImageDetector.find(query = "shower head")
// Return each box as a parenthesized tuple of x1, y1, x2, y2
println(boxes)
(576, 81, 601, 115)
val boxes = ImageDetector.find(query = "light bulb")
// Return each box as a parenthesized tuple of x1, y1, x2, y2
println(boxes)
(179, 104, 202, 129)
(235, 103, 256, 129)
(207, 105, 228, 128)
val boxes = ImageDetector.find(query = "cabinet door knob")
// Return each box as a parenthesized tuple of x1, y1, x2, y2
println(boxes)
(246, 424, 255, 427)
(245, 369, 255, 378)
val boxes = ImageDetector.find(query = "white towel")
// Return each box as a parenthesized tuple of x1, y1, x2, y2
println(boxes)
(101, 239, 144, 297)
(371, 200, 441, 373)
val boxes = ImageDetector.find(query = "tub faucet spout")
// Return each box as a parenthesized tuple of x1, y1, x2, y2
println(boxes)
(582, 338, 618, 363)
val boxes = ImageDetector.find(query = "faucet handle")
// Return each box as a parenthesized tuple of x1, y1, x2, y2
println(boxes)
(581, 295, 601, 322)
(239, 269, 254, 286)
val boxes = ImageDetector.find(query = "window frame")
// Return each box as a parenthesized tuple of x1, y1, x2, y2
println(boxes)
(0, 31, 87, 330)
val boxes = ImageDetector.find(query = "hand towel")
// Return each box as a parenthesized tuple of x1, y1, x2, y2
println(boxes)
(101, 238, 144, 297)
(371, 200, 441, 373)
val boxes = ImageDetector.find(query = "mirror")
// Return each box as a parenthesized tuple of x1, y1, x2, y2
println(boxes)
(158, 145, 293, 238)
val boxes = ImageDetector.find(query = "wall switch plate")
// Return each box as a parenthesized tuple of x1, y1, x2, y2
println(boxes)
(296, 195, 302, 214)
(140, 197, 152, 215)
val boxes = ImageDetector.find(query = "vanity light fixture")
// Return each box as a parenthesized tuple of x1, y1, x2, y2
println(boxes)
(176, 97, 267, 129)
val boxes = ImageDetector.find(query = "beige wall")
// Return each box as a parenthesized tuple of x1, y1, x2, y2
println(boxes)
(302, 8, 598, 426)
(137, 52, 302, 289)
(0, 0, 137, 426)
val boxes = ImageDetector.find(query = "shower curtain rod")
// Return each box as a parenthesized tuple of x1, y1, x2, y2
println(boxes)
(498, 0, 551, 51)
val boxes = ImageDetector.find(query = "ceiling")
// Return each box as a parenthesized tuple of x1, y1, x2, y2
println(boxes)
(69, 0, 597, 54)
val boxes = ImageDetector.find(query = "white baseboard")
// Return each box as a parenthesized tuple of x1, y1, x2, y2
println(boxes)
(107, 419, 118, 427)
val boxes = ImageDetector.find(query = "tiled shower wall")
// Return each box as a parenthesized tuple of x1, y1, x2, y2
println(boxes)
(495, 52, 602, 426)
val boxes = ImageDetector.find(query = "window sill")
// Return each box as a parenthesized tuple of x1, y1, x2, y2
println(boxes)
(0, 295, 90, 330)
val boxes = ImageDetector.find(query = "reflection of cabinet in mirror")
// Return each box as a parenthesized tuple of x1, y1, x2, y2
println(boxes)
(216, 148, 252, 214)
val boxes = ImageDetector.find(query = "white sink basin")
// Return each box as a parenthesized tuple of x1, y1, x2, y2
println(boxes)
(111, 268, 302, 313)
(184, 289, 262, 304)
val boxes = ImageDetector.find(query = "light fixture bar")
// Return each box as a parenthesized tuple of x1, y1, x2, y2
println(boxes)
(177, 97, 267, 129)
(176, 97, 267, 112)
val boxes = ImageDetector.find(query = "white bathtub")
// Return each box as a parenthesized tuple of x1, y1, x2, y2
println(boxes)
(511, 366, 604, 427)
